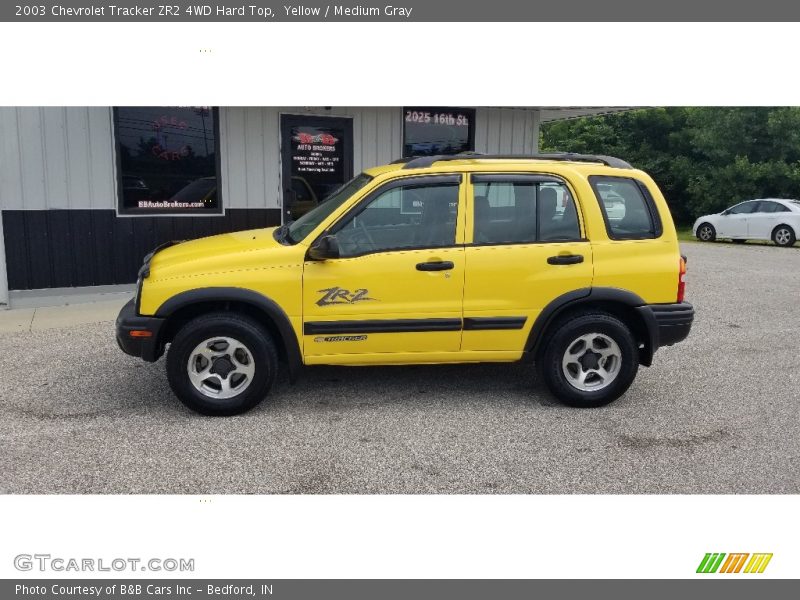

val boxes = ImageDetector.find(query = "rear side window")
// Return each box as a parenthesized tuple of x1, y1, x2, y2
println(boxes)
(759, 201, 790, 213)
(472, 178, 581, 244)
(590, 176, 662, 239)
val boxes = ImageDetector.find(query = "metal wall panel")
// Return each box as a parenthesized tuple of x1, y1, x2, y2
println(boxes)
(0, 106, 117, 211)
(0, 106, 542, 212)
(474, 107, 538, 155)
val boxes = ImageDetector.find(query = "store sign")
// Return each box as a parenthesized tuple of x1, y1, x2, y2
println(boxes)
(403, 106, 475, 157)
(291, 127, 343, 178)
(405, 109, 471, 128)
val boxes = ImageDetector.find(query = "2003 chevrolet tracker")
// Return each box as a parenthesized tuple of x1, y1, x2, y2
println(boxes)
(116, 154, 694, 415)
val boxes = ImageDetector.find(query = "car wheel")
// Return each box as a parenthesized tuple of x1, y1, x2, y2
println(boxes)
(166, 312, 278, 416)
(696, 223, 716, 242)
(732, 239, 747, 244)
(537, 312, 639, 408)
(772, 225, 796, 247)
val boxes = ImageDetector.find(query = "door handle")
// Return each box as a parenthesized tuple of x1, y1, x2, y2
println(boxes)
(416, 261, 455, 271)
(547, 254, 584, 265)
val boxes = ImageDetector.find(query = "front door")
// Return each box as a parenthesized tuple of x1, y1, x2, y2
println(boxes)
(302, 175, 466, 357)
(718, 200, 759, 237)
(280, 114, 353, 222)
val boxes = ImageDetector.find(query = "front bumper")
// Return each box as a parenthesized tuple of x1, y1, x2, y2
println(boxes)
(115, 299, 166, 362)
(636, 302, 694, 353)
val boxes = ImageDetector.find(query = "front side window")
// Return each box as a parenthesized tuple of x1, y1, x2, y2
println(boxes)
(590, 176, 661, 239)
(287, 173, 373, 243)
(114, 107, 221, 215)
(333, 181, 459, 257)
(729, 201, 759, 215)
(472, 179, 581, 244)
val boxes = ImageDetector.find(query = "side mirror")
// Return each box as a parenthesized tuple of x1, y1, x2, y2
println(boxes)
(721, 209, 730, 216)
(307, 235, 340, 261)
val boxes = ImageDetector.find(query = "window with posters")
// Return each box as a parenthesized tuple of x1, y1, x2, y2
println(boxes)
(113, 107, 222, 215)
(280, 114, 354, 221)
(403, 107, 475, 157)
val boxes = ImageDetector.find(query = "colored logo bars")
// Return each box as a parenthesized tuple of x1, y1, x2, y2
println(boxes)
(696, 553, 773, 574)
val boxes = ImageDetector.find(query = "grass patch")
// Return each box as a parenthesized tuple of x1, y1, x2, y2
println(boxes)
(676, 227, 697, 242)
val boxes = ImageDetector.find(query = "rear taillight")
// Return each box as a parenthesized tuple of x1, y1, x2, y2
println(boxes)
(677, 256, 687, 303)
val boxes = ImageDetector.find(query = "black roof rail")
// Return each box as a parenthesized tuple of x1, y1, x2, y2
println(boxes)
(400, 152, 633, 170)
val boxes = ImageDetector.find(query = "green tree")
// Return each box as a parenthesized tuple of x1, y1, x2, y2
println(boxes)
(541, 107, 800, 225)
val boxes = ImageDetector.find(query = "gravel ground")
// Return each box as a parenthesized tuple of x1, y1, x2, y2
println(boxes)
(1, 241, 798, 494)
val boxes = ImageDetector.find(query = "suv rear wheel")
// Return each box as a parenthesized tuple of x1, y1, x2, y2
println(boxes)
(537, 312, 639, 408)
(166, 312, 278, 416)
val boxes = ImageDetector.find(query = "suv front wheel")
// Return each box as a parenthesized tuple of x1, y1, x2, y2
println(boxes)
(537, 312, 639, 408)
(166, 312, 278, 416)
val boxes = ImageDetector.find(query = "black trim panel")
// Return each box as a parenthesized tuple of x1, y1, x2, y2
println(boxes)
(2, 208, 281, 290)
(154, 287, 303, 383)
(116, 299, 167, 362)
(463, 317, 527, 331)
(304, 318, 462, 335)
(470, 173, 563, 184)
(402, 153, 633, 170)
(644, 302, 695, 347)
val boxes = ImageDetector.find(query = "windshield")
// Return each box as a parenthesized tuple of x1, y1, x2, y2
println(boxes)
(287, 173, 373, 242)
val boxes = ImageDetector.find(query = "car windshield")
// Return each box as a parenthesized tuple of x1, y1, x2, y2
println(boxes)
(286, 173, 373, 243)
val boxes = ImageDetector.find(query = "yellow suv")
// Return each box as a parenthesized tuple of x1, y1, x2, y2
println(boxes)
(116, 154, 694, 415)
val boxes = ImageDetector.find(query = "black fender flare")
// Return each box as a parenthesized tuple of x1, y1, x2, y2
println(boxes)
(155, 287, 303, 382)
(525, 287, 658, 366)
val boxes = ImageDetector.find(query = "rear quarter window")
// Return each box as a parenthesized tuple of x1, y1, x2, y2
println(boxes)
(589, 176, 662, 240)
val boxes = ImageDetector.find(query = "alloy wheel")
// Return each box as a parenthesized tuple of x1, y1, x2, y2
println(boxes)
(561, 333, 623, 392)
(187, 337, 256, 399)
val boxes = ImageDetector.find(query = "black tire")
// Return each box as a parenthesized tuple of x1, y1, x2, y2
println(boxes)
(166, 312, 278, 416)
(696, 223, 716, 242)
(732, 239, 747, 244)
(536, 312, 639, 408)
(772, 225, 796, 247)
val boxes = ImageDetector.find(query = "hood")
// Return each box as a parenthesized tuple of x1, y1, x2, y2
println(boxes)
(148, 227, 296, 279)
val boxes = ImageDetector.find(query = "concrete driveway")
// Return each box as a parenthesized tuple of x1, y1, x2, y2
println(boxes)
(0, 242, 798, 493)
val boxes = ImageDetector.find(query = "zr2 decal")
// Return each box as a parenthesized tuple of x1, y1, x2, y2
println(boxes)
(316, 287, 375, 306)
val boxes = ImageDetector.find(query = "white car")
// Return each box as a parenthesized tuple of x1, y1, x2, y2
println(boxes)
(693, 198, 800, 247)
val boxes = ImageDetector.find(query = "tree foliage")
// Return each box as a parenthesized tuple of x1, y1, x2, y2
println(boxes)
(540, 107, 800, 224)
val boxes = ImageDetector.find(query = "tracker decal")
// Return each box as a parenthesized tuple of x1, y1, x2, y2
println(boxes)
(313, 335, 368, 343)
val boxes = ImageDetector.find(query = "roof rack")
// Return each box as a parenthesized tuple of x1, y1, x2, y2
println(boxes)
(400, 152, 633, 170)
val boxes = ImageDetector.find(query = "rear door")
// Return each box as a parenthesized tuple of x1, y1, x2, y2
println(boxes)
(462, 174, 593, 352)
(302, 174, 466, 357)
(747, 201, 786, 239)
